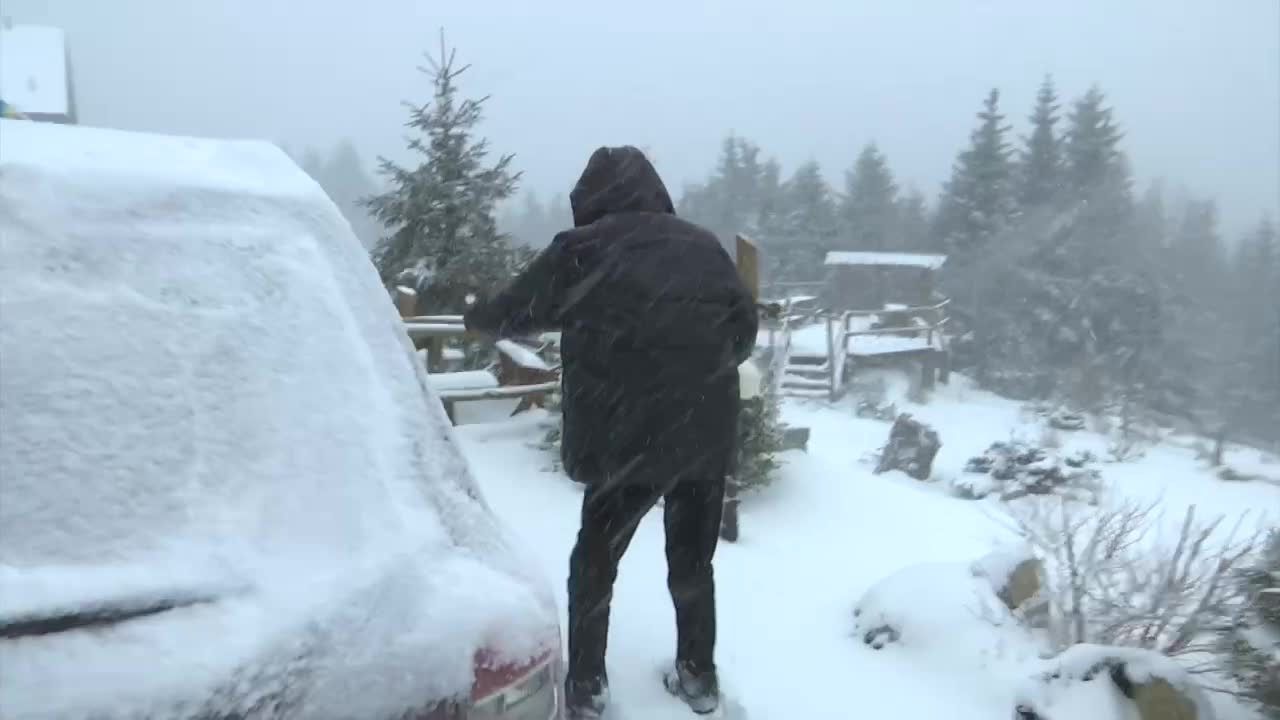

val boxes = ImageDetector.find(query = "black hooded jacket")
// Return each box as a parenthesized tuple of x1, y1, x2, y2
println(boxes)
(464, 146, 758, 488)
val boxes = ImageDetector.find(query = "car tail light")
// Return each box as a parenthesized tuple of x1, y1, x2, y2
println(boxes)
(467, 647, 563, 720)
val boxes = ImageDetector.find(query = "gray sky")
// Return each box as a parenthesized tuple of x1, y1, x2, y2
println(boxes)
(6, 0, 1279, 237)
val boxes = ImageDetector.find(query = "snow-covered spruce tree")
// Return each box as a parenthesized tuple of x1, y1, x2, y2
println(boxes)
(1016, 75, 1064, 211)
(839, 142, 900, 252)
(1227, 217, 1280, 447)
(695, 135, 768, 250)
(774, 160, 839, 281)
(895, 187, 932, 253)
(1224, 529, 1280, 716)
(934, 89, 1017, 384)
(933, 88, 1015, 256)
(366, 33, 521, 314)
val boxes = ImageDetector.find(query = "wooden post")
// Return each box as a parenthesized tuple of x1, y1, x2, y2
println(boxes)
(735, 234, 761, 300)
(423, 338, 444, 372)
(720, 477, 740, 542)
(721, 234, 760, 543)
(394, 285, 418, 318)
(826, 313, 837, 400)
(922, 354, 937, 392)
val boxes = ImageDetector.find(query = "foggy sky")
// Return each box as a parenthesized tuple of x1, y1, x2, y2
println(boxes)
(6, 0, 1278, 237)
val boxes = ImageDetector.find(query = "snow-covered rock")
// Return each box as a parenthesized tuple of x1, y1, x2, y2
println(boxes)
(0, 120, 557, 720)
(874, 413, 941, 481)
(1015, 644, 1215, 720)
(852, 557, 1041, 666)
(971, 546, 1043, 613)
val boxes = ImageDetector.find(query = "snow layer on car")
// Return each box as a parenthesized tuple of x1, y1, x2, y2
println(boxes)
(0, 119, 556, 720)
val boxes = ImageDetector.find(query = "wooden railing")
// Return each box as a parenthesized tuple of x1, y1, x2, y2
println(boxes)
(838, 298, 951, 350)
(806, 297, 952, 396)
(396, 289, 561, 424)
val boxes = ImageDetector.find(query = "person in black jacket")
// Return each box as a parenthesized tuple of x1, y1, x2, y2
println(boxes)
(464, 146, 758, 718)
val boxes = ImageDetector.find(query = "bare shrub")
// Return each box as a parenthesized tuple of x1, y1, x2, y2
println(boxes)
(1006, 498, 1262, 682)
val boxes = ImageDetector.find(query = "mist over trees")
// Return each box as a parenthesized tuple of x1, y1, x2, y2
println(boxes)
(674, 79, 1278, 448)
(287, 140, 381, 250)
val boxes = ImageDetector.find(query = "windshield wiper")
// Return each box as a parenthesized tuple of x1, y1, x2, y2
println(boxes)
(0, 595, 216, 639)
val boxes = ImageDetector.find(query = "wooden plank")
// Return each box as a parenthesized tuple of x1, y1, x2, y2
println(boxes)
(402, 314, 466, 324)
(495, 338, 551, 372)
(435, 381, 560, 402)
(404, 322, 471, 340)
(736, 234, 761, 301)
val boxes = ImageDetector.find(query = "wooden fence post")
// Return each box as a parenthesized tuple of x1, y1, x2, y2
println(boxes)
(395, 285, 417, 318)
(722, 234, 761, 543)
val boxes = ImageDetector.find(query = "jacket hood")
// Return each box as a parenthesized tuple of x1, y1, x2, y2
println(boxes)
(569, 146, 675, 227)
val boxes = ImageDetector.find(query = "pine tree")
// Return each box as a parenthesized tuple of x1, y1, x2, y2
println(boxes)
(839, 142, 900, 251)
(1063, 85, 1130, 206)
(298, 147, 325, 180)
(1231, 217, 1280, 443)
(509, 191, 548, 247)
(776, 160, 838, 280)
(323, 139, 380, 249)
(366, 33, 521, 312)
(546, 193, 570, 230)
(1134, 180, 1168, 258)
(755, 158, 785, 243)
(896, 187, 931, 252)
(934, 89, 1015, 255)
(735, 370, 784, 492)
(1017, 75, 1063, 210)
(1039, 86, 1134, 275)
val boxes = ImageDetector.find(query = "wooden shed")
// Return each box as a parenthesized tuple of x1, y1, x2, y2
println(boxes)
(822, 251, 947, 311)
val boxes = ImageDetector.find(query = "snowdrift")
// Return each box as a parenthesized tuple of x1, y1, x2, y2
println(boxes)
(0, 120, 556, 719)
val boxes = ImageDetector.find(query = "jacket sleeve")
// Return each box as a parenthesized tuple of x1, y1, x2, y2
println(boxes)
(464, 235, 573, 337)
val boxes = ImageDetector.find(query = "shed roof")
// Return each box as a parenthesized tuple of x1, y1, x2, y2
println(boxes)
(824, 251, 947, 270)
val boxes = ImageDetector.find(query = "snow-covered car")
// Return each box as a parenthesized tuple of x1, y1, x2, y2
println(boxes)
(0, 119, 563, 720)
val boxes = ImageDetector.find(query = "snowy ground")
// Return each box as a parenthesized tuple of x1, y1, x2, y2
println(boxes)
(454, 374, 1279, 720)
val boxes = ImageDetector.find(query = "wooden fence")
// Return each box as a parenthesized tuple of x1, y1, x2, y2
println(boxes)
(396, 288, 560, 424)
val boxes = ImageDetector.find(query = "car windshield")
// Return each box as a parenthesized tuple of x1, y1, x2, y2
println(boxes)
(0, 124, 462, 591)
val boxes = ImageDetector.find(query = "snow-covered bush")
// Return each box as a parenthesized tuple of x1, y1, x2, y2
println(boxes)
(735, 382, 784, 493)
(1221, 529, 1280, 717)
(1048, 409, 1087, 432)
(530, 390, 565, 473)
(1009, 499, 1262, 684)
(953, 441, 1101, 503)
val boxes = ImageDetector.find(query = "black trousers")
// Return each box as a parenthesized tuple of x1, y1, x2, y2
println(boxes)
(565, 472, 726, 683)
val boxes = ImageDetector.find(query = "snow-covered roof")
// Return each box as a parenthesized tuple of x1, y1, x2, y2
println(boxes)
(0, 120, 555, 718)
(0, 24, 69, 116)
(824, 251, 948, 269)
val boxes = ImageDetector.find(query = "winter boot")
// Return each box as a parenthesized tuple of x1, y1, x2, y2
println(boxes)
(564, 673, 609, 719)
(662, 660, 720, 715)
